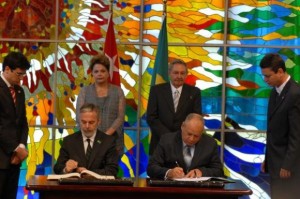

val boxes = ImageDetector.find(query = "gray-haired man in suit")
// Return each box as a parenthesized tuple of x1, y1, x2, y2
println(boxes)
(147, 59, 202, 155)
(54, 103, 118, 176)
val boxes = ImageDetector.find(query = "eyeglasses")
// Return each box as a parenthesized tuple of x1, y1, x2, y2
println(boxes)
(261, 73, 275, 79)
(11, 70, 27, 77)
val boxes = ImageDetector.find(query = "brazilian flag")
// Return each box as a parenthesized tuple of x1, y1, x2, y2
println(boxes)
(151, 15, 169, 85)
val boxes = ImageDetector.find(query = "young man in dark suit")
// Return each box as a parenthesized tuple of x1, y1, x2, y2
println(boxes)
(260, 53, 300, 199)
(147, 113, 223, 179)
(0, 51, 31, 199)
(54, 103, 119, 176)
(147, 59, 202, 155)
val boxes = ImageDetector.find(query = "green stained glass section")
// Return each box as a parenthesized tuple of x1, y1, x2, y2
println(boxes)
(228, 1, 300, 46)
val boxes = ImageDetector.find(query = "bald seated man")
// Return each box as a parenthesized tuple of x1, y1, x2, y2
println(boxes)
(147, 113, 224, 179)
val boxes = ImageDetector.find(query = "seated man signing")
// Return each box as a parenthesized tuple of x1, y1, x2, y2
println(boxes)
(54, 103, 118, 177)
(147, 113, 224, 179)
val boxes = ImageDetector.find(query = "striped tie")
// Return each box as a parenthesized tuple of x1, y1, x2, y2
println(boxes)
(183, 146, 192, 169)
(9, 86, 16, 104)
(173, 90, 180, 112)
(86, 138, 92, 161)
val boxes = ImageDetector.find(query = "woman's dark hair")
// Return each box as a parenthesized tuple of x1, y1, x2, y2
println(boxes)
(89, 53, 110, 72)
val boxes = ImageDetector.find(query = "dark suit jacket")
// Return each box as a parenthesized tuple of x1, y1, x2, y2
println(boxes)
(147, 132, 223, 179)
(0, 77, 28, 169)
(147, 83, 202, 154)
(54, 130, 119, 176)
(266, 78, 300, 179)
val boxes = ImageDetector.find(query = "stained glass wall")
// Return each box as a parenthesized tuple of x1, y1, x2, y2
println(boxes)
(1, 0, 299, 199)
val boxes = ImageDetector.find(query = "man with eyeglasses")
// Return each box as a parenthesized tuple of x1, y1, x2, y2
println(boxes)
(260, 53, 300, 199)
(0, 51, 31, 199)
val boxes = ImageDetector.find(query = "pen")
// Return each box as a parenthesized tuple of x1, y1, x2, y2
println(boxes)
(175, 161, 180, 167)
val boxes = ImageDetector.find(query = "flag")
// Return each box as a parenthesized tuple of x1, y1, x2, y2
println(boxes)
(104, 14, 121, 86)
(151, 15, 169, 85)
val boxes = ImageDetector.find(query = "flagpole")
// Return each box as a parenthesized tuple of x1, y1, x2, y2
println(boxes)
(109, 0, 113, 25)
(163, 0, 167, 16)
(110, 0, 113, 14)
(162, 0, 167, 27)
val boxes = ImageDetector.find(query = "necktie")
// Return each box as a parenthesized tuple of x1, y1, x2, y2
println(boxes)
(275, 92, 281, 104)
(173, 90, 180, 112)
(183, 146, 192, 169)
(86, 138, 92, 161)
(9, 86, 16, 104)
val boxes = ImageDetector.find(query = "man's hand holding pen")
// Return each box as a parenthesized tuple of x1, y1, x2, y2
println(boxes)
(166, 161, 184, 178)
(167, 168, 203, 179)
(167, 167, 185, 178)
(167, 161, 202, 179)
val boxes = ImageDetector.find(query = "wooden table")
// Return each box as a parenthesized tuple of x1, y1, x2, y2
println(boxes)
(26, 175, 252, 199)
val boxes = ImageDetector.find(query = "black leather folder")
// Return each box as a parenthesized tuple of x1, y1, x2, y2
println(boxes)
(148, 179, 225, 188)
(58, 178, 134, 186)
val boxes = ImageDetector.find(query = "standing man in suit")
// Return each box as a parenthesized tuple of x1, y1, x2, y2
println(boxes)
(54, 103, 119, 176)
(0, 51, 31, 199)
(260, 53, 300, 199)
(147, 113, 223, 179)
(147, 59, 202, 155)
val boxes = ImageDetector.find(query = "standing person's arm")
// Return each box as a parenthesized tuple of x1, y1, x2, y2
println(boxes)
(19, 87, 29, 146)
(192, 87, 202, 114)
(147, 86, 173, 136)
(11, 86, 29, 165)
(76, 87, 86, 126)
(105, 87, 125, 135)
(281, 96, 300, 178)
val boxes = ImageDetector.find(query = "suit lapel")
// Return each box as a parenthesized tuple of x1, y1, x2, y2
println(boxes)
(78, 134, 86, 159)
(14, 86, 22, 113)
(87, 131, 103, 167)
(0, 78, 16, 109)
(174, 133, 190, 172)
(71, 133, 86, 167)
(269, 81, 290, 120)
(162, 84, 175, 112)
(190, 140, 202, 169)
(176, 84, 188, 112)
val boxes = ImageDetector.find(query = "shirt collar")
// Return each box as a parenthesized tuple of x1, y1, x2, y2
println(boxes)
(1, 73, 12, 87)
(182, 141, 194, 149)
(170, 83, 183, 94)
(276, 75, 290, 94)
(82, 132, 96, 142)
